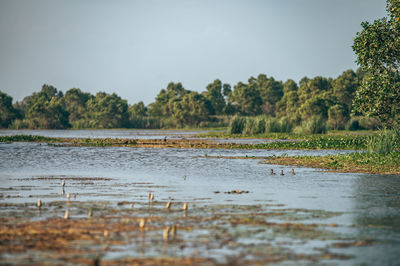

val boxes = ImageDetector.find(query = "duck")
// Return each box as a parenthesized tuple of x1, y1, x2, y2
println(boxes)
(270, 169, 276, 175)
(280, 170, 284, 176)
(291, 169, 295, 175)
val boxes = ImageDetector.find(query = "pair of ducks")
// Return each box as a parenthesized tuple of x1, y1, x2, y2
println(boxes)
(270, 169, 295, 175)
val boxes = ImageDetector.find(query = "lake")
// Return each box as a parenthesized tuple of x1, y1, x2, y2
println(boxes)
(0, 129, 399, 265)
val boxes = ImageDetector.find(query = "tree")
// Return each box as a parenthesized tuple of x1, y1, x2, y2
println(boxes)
(23, 84, 70, 129)
(85, 92, 129, 128)
(64, 88, 93, 127)
(204, 79, 225, 115)
(129, 101, 147, 117)
(148, 82, 188, 117)
(328, 104, 348, 130)
(352, 0, 400, 126)
(0, 91, 19, 128)
(170, 92, 211, 126)
(333, 70, 359, 114)
(276, 79, 300, 123)
(255, 74, 283, 115)
(229, 81, 262, 115)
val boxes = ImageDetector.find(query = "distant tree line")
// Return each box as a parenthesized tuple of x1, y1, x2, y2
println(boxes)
(0, 68, 394, 131)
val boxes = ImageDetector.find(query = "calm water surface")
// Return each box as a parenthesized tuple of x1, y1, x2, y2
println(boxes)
(0, 130, 399, 265)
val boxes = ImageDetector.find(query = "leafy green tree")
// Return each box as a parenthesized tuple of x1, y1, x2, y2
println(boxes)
(254, 74, 283, 115)
(0, 91, 19, 128)
(129, 101, 147, 117)
(299, 94, 331, 121)
(229, 81, 262, 115)
(85, 92, 129, 128)
(148, 82, 188, 117)
(170, 91, 211, 126)
(333, 70, 359, 114)
(64, 88, 93, 127)
(204, 79, 225, 115)
(352, 0, 400, 126)
(297, 76, 332, 104)
(276, 79, 300, 123)
(327, 104, 348, 130)
(22, 84, 70, 129)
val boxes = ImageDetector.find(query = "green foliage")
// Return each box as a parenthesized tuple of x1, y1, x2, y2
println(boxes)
(204, 79, 226, 115)
(352, 0, 400, 126)
(64, 88, 93, 128)
(229, 116, 246, 134)
(85, 92, 129, 128)
(298, 116, 327, 134)
(0, 91, 19, 128)
(327, 104, 348, 130)
(237, 134, 368, 150)
(229, 116, 293, 135)
(21, 85, 70, 129)
(367, 128, 400, 154)
(0, 135, 57, 143)
(229, 82, 262, 115)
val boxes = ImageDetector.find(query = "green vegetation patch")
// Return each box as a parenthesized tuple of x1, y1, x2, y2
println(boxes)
(263, 152, 400, 175)
(0, 135, 58, 143)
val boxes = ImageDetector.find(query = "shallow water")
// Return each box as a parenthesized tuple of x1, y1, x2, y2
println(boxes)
(1, 130, 400, 265)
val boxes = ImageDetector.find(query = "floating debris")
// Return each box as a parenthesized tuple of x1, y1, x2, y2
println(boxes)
(166, 201, 171, 209)
(64, 210, 69, 220)
(183, 202, 188, 211)
(37, 199, 42, 208)
(150, 193, 154, 201)
(62, 179, 65, 187)
(88, 209, 93, 218)
(130, 203, 134, 208)
(66, 193, 70, 200)
(104, 230, 109, 238)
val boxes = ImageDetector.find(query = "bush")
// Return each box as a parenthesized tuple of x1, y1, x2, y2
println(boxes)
(229, 116, 246, 134)
(279, 117, 293, 133)
(367, 128, 400, 154)
(298, 116, 327, 134)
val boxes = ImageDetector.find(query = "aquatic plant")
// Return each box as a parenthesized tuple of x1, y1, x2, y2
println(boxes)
(367, 127, 400, 154)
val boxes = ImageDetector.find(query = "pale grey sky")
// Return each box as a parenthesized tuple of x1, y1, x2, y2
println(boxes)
(0, 0, 387, 104)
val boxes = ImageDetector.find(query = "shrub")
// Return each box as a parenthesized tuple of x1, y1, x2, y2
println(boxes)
(367, 128, 400, 154)
(299, 116, 327, 134)
(229, 116, 246, 134)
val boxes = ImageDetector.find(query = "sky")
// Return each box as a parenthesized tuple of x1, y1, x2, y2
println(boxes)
(0, 0, 388, 105)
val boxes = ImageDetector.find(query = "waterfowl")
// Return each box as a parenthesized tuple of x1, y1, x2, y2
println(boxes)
(166, 201, 171, 209)
(183, 202, 188, 211)
(37, 199, 42, 208)
(62, 179, 65, 187)
(150, 193, 154, 201)
(139, 218, 146, 229)
(64, 210, 69, 219)
(163, 226, 170, 240)
(171, 224, 177, 237)
(291, 169, 295, 175)
(280, 170, 284, 176)
(67, 193, 71, 200)
(88, 209, 93, 218)
(270, 169, 276, 175)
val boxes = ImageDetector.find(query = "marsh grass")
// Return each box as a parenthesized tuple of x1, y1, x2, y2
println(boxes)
(367, 128, 400, 154)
